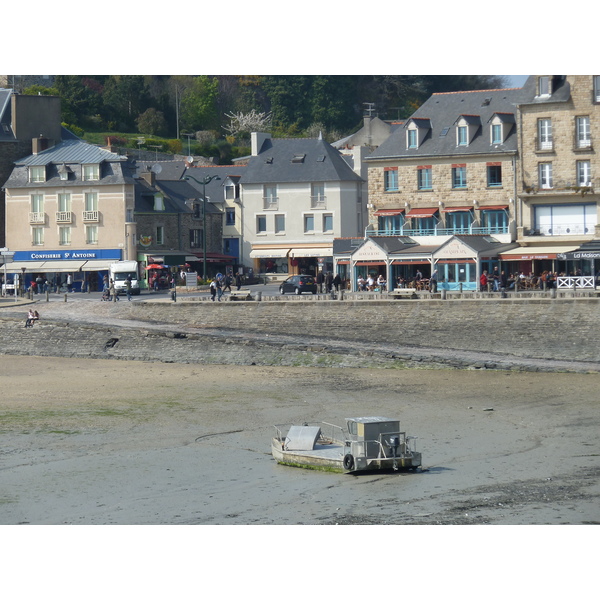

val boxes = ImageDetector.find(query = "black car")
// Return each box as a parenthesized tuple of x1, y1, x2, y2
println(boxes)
(279, 275, 317, 295)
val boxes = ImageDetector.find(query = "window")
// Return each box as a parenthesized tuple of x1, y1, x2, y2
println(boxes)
(154, 193, 165, 211)
(31, 193, 44, 213)
(487, 164, 502, 187)
(263, 185, 278, 209)
(535, 203, 597, 235)
(576, 116, 591, 148)
(225, 207, 235, 226)
(257, 215, 266, 234)
(311, 183, 326, 208)
(29, 165, 45, 183)
(457, 126, 468, 146)
(481, 209, 507, 232)
(323, 214, 333, 232)
(156, 226, 164, 245)
(190, 229, 203, 248)
(417, 167, 432, 190)
(32, 226, 44, 245)
(193, 202, 202, 219)
(538, 119, 553, 150)
(59, 226, 71, 245)
(378, 213, 404, 235)
(275, 214, 285, 234)
(82, 164, 100, 181)
(446, 210, 472, 233)
(577, 161, 592, 187)
(407, 129, 417, 148)
(304, 214, 315, 233)
(595, 76, 600, 102)
(539, 163, 553, 189)
(492, 124, 502, 144)
(225, 183, 239, 200)
(58, 193, 71, 212)
(537, 76, 550, 97)
(85, 225, 98, 244)
(384, 168, 398, 191)
(452, 166, 467, 189)
(85, 192, 98, 212)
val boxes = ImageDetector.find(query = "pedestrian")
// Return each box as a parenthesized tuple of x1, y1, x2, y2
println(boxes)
(25, 309, 35, 327)
(480, 270, 488, 292)
(429, 269, 438, 293)
(316, 271, 324, 293)
(109, 279, 119, 302)
(223, 274, 232, 292)
(210, 277, 217, 301)
(325, 271, 333, 293)
(333, 273, 341, 292)
(67, 273, 73, 293)
(125, 275, 132, 301)
(492, 266, 500, 292)
(216, 276, 224, 301)
(235, 272, 243, 291)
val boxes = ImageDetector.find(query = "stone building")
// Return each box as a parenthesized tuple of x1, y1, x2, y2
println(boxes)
(500, 75, 600, 276)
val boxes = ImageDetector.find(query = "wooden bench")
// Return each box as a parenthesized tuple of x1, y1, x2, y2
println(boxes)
(228, 289, 253, 301)
(388, 288, 418, 299)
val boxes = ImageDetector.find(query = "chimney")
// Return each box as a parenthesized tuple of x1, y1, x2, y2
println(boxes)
(32, 135, 51, 154)
(141, 171, 155, 185)
(251, 132, 271, 156)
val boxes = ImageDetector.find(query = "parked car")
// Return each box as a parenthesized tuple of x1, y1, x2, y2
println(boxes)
(279, 275, 317, 295)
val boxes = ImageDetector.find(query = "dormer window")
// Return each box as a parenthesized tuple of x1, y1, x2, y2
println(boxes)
(82, 163, 100, 181)
(58, 164, 72, 181)
(405, 118, 430, 149)
(225, 183, 240, 201)
(489, 113, 515, 145)
(455, 115, 480, 147)
(537, 76, 550, 97)
(29, 165, 46, 183)
(154, 193, 165, 211)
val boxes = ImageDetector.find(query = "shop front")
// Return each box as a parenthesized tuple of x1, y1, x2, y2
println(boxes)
(249, 248, 290, 274)
(289, 247, 333, 277)
(6, 249, 122, 292)
(498, 244, 579, 278)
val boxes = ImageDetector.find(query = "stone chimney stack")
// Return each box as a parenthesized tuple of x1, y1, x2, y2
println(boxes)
(251, 132, 271, 156)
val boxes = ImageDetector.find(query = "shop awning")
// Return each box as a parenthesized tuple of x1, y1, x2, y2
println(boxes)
(249, 248, 290, 259)
(480, 205, 509, 211)
(81, 260, 116, 271)
(406, 208, 438, 218)
(289, 248, 333, 258)
(442, 206, 473, 213)
(499, 245, 579, 261)
(2, 261, 47, 273)
(373, 208, 405, 216)
(38, 260, 87, 272)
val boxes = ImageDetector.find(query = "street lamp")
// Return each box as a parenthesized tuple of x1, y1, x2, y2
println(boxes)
(184, 174, 221, 280)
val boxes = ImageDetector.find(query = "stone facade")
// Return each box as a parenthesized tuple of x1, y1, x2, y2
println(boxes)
(518, 75, 600, 241)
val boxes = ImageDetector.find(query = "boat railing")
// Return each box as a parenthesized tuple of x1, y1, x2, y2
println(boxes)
(272, 422, 348, 446)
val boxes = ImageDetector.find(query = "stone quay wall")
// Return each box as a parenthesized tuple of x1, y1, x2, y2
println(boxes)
(1, 297, 599, 371)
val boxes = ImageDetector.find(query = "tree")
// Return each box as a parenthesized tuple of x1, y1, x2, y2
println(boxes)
(102, 75, 151, 130)
(179, 76, 220, 132)
(136, 108, 169, 137)
(54, 75, 102, 126)
(223, 109, 272, 139)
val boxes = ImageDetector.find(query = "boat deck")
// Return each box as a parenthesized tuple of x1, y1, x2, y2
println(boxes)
(284, 442, 345, 462)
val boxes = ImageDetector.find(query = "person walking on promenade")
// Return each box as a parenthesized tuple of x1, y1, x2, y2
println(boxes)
(125, 276, 132, 301)
(109, 279, 119, 302)
(210, 277, 217, 301)
(333, 273, 341, 292)
(429, 269, 438, 293)
(480, 270, 488, 292)
(235, 272, 243, 291)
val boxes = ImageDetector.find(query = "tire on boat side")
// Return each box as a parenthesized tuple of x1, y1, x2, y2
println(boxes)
(343, 454, 354, 471)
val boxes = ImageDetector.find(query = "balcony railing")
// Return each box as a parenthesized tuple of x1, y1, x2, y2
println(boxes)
(83, 210, 99, 222)
(368, 225, 508, 237)
(56, 211, 73, 223)
(526, 223, 595, 236)
(262, 197, 279, 210)
(29, 212, 46, 224)
(311, 195, 327, 209)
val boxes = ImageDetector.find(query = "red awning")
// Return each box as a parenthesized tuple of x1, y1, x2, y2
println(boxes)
(479, 205, 509, 211)
(373, 208, 405, 216)
(406, 208, 438, 218)
(442, 206, 472, 213)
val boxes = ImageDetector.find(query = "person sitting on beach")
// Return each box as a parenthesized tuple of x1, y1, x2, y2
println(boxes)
(25, 309, 35, 328)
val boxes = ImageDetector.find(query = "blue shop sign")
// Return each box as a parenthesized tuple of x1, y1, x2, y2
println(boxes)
(13, 249, 122, 261)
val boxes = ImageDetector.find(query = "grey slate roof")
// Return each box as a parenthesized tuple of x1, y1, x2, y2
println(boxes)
(369, 87, 527, 161)
(183, 165, 247, 202)
(3, 139, 136, 188)
(517, 75, 570, 105)
(239, 137, 363, 184)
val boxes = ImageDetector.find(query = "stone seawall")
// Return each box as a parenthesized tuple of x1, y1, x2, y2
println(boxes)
(1, 297, 600, 372)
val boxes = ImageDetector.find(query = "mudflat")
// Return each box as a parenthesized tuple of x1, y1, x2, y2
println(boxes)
(1, 355, 598, 526)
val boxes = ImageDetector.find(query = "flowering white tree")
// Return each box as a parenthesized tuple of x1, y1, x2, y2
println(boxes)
(223, 109, 272, 137)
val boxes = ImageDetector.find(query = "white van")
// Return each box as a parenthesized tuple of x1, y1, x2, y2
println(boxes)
(109, 261, 140, 295)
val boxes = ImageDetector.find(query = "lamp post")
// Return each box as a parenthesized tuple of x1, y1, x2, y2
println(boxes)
(184, 174, 221, 280)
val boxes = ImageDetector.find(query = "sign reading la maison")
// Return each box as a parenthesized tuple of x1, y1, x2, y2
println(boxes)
(13, 249, 122, 261)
